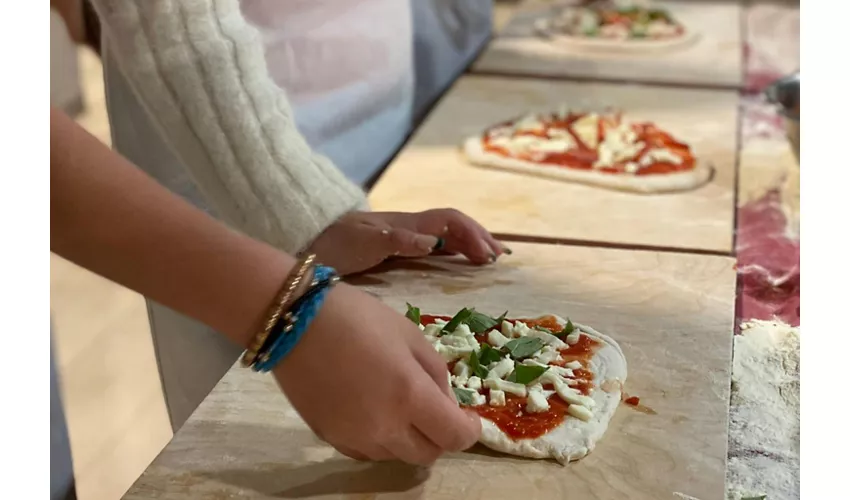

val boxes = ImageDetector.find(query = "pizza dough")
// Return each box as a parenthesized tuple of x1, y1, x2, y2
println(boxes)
(464, 136, 713, 193)
(415, 310, 627, 464)
(479, 319, 627, 464)
(534, 2, 697, 54)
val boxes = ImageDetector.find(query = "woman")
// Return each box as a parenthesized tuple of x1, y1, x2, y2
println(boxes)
(51, 107, 482, 499)
(80, 0, 498, 431)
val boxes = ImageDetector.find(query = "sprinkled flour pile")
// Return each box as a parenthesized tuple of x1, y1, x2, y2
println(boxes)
(726, 320, 800, 500)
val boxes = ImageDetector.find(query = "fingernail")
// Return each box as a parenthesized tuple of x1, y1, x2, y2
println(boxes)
(415, 235, 439, 252)
(488, 252, 498, 263)
(501, 246, 513, 255)
(433, 237, 446, 251)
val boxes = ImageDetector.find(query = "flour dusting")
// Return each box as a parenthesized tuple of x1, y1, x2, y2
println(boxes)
(726, 320, 800, 500)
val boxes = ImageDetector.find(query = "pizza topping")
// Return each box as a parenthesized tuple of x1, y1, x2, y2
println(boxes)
(542, 3, 685, 41)
(487, 357, 516, 380)
(489, 389, 507, 407)
(485, 377, 528, 398)
(480, 109, 696, 177)
(526, 385, 551, 414)
(419, 310, 606, 440)
(567, 403, 594, 422)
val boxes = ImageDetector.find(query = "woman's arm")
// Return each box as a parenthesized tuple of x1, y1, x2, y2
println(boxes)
(86, 0, 368, 254)
(50, 106, 291, 345)
(50, 107, 480, 464)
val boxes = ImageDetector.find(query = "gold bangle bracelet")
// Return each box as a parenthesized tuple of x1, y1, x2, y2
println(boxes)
(240, 254, 316, 368)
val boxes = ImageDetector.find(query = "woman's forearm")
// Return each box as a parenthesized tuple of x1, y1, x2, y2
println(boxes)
(87, 0, 368, 254)
(50, 107, 294, 347)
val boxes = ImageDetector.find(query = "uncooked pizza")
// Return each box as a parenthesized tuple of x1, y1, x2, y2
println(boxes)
(462, 108, 713, 193)
(534, 1, 695, 51)
(406, 305, 628, 464)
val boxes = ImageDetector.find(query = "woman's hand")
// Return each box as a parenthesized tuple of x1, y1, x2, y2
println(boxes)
(306, 210, 509, 276)
(273, 284, 481, 465)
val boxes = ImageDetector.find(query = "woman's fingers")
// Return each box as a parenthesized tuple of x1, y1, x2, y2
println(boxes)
(410, 377, 482, 452)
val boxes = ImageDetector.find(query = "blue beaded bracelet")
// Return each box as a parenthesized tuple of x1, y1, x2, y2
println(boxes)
(252, 265, 337, 372)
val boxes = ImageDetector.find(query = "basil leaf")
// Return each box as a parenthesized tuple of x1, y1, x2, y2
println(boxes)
(741, 497, 766, 500)
(502, 337, 546, 359)
(557, 318, 576, 339)
(534, 325, 552, 333)
(507, 365, 549, 385)
(478, 343, 504, 366)
(405, 303, 420, 325)
(466, 311, 501, 333)
(442, 307, 473, 335)
(495, 311, 508, 324)
(468, 350, 489, 379)
(452, 387, 475, 406)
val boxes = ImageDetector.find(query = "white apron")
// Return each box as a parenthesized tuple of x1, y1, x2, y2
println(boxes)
(103, 0, 490, 430)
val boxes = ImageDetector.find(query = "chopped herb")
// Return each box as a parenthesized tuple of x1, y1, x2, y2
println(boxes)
(495, 311, 508, 323)
(534, 325, 552, 333)
(466, 310, 502, 333)
(556, 318, 576, 339)
(502, 337, 546, 360)
(741, 496, 766, 500)
(507, 364, 549, 385)
(648, 8, 671, 21)
(441, 307, 473, 335)
(478, 343, 504, 365)
(468, 350, 489, 379)
(452, 387, 475, 405)
(404, 303, 420, 324)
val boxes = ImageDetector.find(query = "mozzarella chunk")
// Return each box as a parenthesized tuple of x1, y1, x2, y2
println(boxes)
(511, 321, 534, 337)
(485, 378, 528, 397)
(453, 360, 471, 378)
(529, 138, 573, 154)
(554, 383, 596, 408)
(567, 404, 593, 422)
(549, 365, 575, 378)
(642, 147, 684, 165)
(527, 329, 567, 349)
(487, 357, 515, 380)
(487, 329, 511, 348)
(450, 375, 468, 388)
(489, 390, 507, 407)
(470, 392, 487, 407)
(624, 161, 640, 174)
(500, 320, 516, 338)
(515, 115, 545, 133)
(432, 343, 474, 363)
(564, 360, 583, 370)
(418, 324, 425, 331)
(526, 385, 551, 414)
(521, 359, 548, 368)
(647, 20, 679, 37)
(534, 345, 561, 364)
(572, 113, 600, 149)
(467, 376, 483, 391)
(422, 323, 443, 337)
(565, 331, 581, 345)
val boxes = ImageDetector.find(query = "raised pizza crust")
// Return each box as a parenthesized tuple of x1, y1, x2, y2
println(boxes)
(463, 135, 713, 194)
(542, 29, 699, 53)
(477, 318, 628, 464)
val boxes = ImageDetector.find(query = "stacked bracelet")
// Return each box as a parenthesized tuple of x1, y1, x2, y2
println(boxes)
(240, 254, 316, 368)
(242, 257, 339, 373)
(251, 265, 338, 372)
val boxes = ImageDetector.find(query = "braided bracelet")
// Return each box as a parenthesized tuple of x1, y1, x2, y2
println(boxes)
(251, 265, 339, 372)
(240, 254, 316, 368)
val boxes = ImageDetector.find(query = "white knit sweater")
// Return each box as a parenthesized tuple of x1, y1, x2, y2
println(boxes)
(88, 0, 369, 254)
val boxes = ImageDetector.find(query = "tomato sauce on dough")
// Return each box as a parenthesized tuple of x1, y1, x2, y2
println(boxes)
(422, 314, 603, 440)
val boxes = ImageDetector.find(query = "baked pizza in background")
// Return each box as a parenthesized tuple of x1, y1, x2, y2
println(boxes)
(462, 108, 713, 193)
(534, 1, 696, 51)
(407, 305, 628, 464)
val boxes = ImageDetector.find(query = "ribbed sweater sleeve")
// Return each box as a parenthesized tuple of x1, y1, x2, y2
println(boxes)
(88, 0, 370, 253)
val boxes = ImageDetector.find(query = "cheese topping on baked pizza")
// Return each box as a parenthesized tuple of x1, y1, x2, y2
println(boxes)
(406, 306, 604, 440)
(480, 109, 695, 177)
(539, 2, 685, 41)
